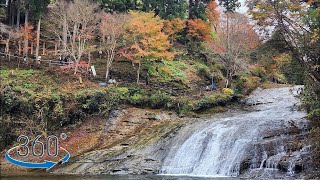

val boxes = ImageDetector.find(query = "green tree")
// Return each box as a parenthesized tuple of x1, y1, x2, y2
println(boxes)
(98, 0, 140, 13)
(142, 0, 187, 19)
(218, 0, 240, 12)
(248, 0, 319, 88)
(188, 0, 211, 20)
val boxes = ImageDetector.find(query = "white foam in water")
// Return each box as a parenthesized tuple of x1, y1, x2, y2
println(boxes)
(160, 86, 309, 178)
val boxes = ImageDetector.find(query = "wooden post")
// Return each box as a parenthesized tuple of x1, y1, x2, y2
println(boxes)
(42, 42, 46, 55)
(55, 43, 57, 56)
(35, 17, 41, 61)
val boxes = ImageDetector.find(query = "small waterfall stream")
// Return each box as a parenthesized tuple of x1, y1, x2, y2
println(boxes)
(160, 86, 310, 178)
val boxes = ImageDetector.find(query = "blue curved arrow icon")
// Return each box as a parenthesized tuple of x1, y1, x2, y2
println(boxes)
(5, 146, 71, 170)
(59, 147, 70, 164)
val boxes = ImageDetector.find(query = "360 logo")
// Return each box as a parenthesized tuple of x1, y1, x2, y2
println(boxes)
(5, 134, 71, 170)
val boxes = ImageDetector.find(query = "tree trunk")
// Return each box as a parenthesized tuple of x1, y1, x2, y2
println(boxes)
(74, 56, 80, 75)
(226, 12, 230, 55)
(106, 68, 110, 81)
(18, 40, 21, 55)
(5, 39, 9, 55)
(7, 0, 10, 24)
(30, 41, 33, 55)
(62, 15, 67, 58)
(23, 9, 29, 57)
(16, 0, 20, 29)
(35, 17, 41, 61)
(11, 1, 15, 26)
(7, 0, 12, 25)
(137, 61, 141, 84)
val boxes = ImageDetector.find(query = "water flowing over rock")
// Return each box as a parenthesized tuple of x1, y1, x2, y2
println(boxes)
(160, 86, 310, 178)
(54, 86, 312, 178)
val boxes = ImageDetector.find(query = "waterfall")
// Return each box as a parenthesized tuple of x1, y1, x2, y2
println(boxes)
(160, 86, 310, 178)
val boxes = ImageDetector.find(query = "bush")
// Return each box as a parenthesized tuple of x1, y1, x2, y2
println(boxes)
(149, 91, 171, 108)
(193, 93, 232, 112)
(108, 87, 129, 101)
(129, 91, 148, 106)
(194, 62, 210, 77)
(308, 109, 320, 127)
(237, 75, 261, 94)
(222, 88, 234, 96)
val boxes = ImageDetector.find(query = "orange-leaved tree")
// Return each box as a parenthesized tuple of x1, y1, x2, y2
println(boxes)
(206, 1, 220, 31)
(163, 18, 186, 43)
(121, 11, 174, 84)
(20, 24, 34, 56)
(187, 18, 213, 42)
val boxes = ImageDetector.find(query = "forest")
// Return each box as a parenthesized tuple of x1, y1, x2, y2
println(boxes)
(0, 0, 319, 178)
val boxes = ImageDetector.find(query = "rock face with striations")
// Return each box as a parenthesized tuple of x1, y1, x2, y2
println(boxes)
(54, 86, 313, 179)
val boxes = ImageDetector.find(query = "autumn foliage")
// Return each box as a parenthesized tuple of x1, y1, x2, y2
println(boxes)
(163, 18, 186, 42)
(206, 1, 220, 24)
(124, 11, 174, 62)
(187, 19, 213, 41)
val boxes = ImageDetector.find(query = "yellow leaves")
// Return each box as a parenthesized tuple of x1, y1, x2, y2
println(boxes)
(128, 11, 164, 36)
(273, 53, 291, 70)
(222, 88, 234, 96)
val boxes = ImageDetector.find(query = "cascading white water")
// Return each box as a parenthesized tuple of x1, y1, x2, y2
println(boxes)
(160, 86, 310, 178)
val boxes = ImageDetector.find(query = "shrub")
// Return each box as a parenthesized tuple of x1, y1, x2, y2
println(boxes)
(308, 109, 320, 127)
(108, 87, 129, 101)
(222, 88, 234, 96)
(193, 93, 232, 111)
(149, 91, 171, 108)
(129, 91, 148, 106)
(239, 75, 261, 94)
(194, 62, 210, 77)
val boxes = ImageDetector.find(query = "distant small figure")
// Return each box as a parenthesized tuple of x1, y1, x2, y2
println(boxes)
(37, 56, 42, 64)
(297, 87, 304, 95)
(206, 83, 217, 91)
(59, 56, 63, 65)
(23, 55, 27, 64)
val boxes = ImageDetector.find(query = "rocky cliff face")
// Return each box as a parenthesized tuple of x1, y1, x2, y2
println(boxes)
(53, 86, 314, 178)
